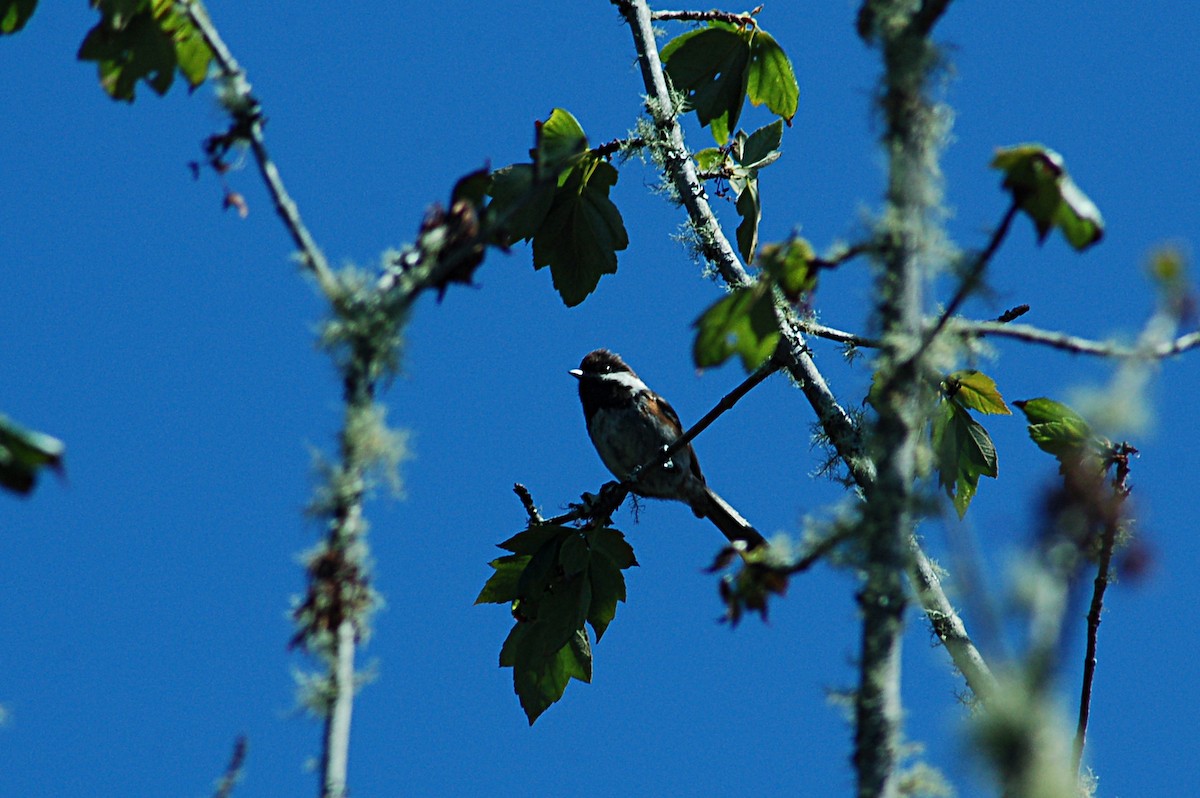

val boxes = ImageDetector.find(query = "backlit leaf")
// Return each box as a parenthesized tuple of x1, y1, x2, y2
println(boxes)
(693, 284, 779, 371)
(946, 370, 1011, 415)
(991, 144, 1104, 251)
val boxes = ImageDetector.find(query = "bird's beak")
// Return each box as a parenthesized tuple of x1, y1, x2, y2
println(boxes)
(569, 368, 583, 379)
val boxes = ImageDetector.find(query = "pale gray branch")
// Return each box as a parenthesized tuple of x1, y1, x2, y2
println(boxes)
(321, 619, 357, 798)
(613, 0, 995, 718)
(956, 320, 1200, 359)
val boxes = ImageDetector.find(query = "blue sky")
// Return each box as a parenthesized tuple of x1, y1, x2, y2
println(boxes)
(3, 1, 1199, 795)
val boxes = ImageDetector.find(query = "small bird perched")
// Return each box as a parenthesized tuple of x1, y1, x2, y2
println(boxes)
(570, 349, 765, 549)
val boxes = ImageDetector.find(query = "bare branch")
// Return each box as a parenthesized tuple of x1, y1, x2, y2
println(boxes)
(628, 356, 780, 484)
(920, 199, 1021, 352)
(593, 136, 647, 159)
(513, 483, 544, 525)
(954, 320, 1200, 359)
(650, 6, 763, 27)
(211, 736, 248, 798)
(322, 620, 357, 798)
(183, 1, 336, 294)
(1074, 443, 1136, 772)
(792, 319, 881, 349)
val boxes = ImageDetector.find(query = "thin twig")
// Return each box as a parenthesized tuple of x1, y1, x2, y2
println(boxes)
(906, 199, 1020, 370)
(183, 1, 336, 293)
(513, 483, 544, 525)
(541, 355, 780, 529)
(811, 242, 872, 271)
(627, 356, 780, 483)
(593, 136, 647, 159)
(1074, 443, 1135, 772)
(211, 736, 248, 798)
(792, 318, 881, 349)
(955, 320, 1200, 359)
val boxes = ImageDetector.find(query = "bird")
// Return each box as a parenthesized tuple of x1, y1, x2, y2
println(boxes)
(569, 349, 765, 549)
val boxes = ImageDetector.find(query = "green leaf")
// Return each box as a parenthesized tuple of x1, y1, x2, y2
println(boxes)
(932, 400, 999, 518)
(586, 527, 634, 642)
(693, 284, 779, 371)
(505, 626, 592, 724)
(77, 0, 212, 101)
(482, 523, 636, 722)
(588, 527, 637, 569)
(759, 237, 817, 301)
(170, 21, 212, 89)
(0, 0, 37, 34)
(662, 23, 751, 145)
(0, 414, 64, 496)
(945, 370, 1011, 416)
(531, 159, 628, 306)
(498, 523, 572, 555)
(474, 555, 530, 605)
(735, 178, 761, 264)
(694, 147, 726, 172)
(991, 144, 1104, 251)
(491, 111, 628, 305)
(451, 167, 492, 209)
(1013, 397, 1097, 463)
(746, 29, 799, 123)
(739, 119, 784, 169)
(487, 163, 556, 242)
(558, 530, 591, 577)
(534, 107, 588, 180)
(586, 555, 624, 642)
(662, 23, 798, 145)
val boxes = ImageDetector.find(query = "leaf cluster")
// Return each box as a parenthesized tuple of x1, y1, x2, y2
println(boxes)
(695, 119, 785, 264)
(488, 109, 629, 306)
(932, 370, 1011, 518)
(75, 1, 212, 102)
(475, 524, 637, 723)
(661, 21, 798, 145)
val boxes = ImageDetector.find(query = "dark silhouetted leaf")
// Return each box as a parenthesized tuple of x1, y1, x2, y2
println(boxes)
(0, 414, 64, 496)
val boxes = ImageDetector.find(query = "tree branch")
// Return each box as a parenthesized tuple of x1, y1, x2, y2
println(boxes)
(920, 199, 1020, 353)
(210, 736, 248, 798)
(322, 620, 357, 798)
(184, 7, 393, 798)
(628, 355, 779, 483)
(1074, 443, 1136, 773)
(613, 0, 995, 717)
(650, 6, 763, 27)
(183, 0, 336, 294)
(954, 320, 1200, 359)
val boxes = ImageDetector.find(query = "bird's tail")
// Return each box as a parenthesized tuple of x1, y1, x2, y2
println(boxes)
(702, 486, 767, 550)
